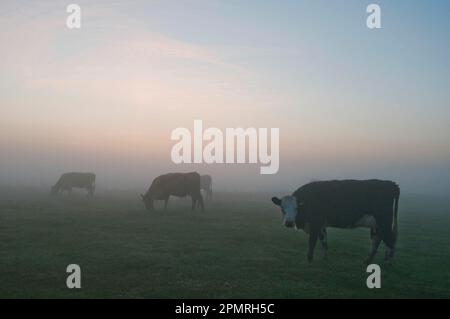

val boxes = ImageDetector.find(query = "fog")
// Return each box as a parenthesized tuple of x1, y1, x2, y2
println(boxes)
(1, 139, 449, 196)
(1, 1, 450, 196)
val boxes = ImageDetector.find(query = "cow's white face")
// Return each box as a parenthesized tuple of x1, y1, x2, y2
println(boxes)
(271, 195, 298, 228)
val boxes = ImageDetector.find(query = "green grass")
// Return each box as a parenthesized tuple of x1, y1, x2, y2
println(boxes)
(0, 190, 449, 298)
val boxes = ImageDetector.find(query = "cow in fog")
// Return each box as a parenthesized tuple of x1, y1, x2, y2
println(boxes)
(271, 180, 400, 264)
(141, 172, 204, 211)
(51, 172, 96, 196)
(200, 175, 213, 200)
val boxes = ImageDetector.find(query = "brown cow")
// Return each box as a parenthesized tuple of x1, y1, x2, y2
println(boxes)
(141, 172, 204, 211)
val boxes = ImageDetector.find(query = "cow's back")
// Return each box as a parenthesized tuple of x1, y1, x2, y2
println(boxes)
(58, 172, 95, 188)
(149, 172, 201, 198)
(294, 180, 399, 227)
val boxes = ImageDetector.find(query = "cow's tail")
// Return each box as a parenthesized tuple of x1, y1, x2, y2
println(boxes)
(90, 176, 96, 196)
(392, 186, 400, 234)
(209, 180, 213, 199)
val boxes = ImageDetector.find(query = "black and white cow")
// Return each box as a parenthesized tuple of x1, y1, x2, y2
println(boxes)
(272, 180, 400, 264)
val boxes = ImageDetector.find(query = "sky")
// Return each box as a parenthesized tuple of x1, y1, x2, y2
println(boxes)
(0, 0, 449, 194)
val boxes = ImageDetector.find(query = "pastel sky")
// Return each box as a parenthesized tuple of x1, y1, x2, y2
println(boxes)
(1, 0, 449, 193)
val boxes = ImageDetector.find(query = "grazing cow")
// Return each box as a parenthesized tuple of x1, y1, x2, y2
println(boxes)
(271, 180, 400, 264)
(141, 172, 204, 211)
(200, 175, 213, 200)
(51, 172, 96, 196)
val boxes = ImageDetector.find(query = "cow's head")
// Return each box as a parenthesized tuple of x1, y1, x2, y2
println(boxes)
(141, 194, 154, 210)
(271, 196, 299, 228)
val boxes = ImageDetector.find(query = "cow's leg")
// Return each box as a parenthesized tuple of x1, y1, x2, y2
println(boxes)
(375, 214, 397, 264)
(365, 227, 382, 265)
(318, 228, 328, 260)
(191, 196, 196, 210)
(197, 193, 204, 211)
(189, 192, 204, 211)
(164, 197, 169, 210)
(307, 229, 319, 262)
(383, 230, 397, 264)
(88, 185, 95, 197)
(385, 221, 399, 263)
(193, 193, 204, 211)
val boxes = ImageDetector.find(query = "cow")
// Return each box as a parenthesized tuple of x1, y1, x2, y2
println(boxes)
(200, 175, 213, 200)
(51, 172, 96, 196)
(271, 180, 400, 264)
(141, 172, 204, 211)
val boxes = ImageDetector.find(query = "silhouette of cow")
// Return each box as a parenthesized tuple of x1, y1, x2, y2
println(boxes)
(141, 172, 204, 211)
(51, 172, 96, 196)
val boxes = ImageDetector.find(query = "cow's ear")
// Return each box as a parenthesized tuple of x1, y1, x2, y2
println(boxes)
(271, 197, 282, 206)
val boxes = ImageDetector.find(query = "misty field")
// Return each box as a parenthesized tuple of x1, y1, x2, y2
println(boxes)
(0, 189, 449, 299)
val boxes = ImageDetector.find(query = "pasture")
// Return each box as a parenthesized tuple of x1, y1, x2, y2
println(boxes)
(0, 189, 449, 298)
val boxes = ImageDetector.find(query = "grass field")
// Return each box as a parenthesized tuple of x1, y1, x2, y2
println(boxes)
(0, 189, 449, 298)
